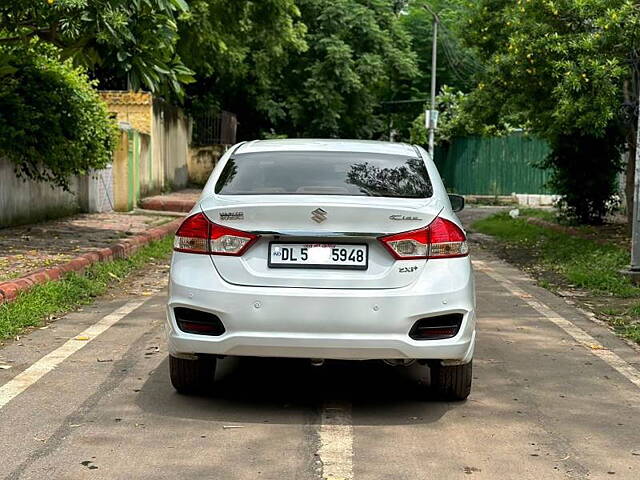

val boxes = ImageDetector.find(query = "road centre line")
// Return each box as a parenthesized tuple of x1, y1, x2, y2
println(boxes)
(317, 401, 354, 480)
(0, 299, 147, 410)
(473, 260, 640, 390)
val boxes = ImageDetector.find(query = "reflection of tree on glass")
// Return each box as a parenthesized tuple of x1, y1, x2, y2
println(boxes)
(346, 159, 432, 198)
(215, 152, 433, 198)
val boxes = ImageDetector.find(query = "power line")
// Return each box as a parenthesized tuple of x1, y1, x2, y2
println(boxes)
(381, 98, 429, 104)
(438, 27, 486, 81)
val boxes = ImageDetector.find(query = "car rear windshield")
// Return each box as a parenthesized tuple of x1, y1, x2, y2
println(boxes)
(214, 152, 433, 198)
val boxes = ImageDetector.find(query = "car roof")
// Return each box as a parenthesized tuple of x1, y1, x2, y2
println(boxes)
(235, 139, 419, 157)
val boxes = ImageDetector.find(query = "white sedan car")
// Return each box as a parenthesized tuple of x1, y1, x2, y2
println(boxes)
(166, 139, 475, 400)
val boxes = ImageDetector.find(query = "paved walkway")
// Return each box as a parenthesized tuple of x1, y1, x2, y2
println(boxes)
(139, 189, 201, 213)
(0, 213, 173, 283)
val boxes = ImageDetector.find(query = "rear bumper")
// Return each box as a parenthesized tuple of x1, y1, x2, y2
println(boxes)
(166, 253, 476, 361)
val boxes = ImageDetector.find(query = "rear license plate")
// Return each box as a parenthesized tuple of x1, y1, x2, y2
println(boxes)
(268, 243, 368, 270)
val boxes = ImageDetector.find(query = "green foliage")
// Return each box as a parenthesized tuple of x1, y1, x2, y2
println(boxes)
(265, 0, 418, 138)
(541, 127, 625, 224)
(474, 212, 640, 297)
(457, 0, 637, 139)
(0, 44, 117, 190)
(0, 236, 173, 340)
(610, 317, 640, 344)
(401, 0, 478, 94)
(0, 0, 193, 97)
(178, 0, 307, 119)
(449, 0, 640, 224)
(178, 0, 306, 84)
(409, 86, 522, 145)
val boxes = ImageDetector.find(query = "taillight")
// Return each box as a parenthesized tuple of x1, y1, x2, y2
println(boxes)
(379, 226, 429, 260)
(379, 217, 469, 260)
(174, 212, 258, 256)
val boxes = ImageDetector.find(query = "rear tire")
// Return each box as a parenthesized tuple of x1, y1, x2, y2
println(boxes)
(430, 361, 472, 401)
(169, 354, 217, 394)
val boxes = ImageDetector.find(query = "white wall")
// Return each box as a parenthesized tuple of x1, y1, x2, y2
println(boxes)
(0, 157, 113, 227)
(0, 157, 81, 227)
(152, 99, 190, 191)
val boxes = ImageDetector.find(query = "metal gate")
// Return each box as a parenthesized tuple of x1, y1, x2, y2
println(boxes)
(434, 134, 552, 195)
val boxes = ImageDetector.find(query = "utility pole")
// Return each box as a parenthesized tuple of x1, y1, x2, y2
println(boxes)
(623, 55, 640, 284)
(629, 79, 640, 281)
(423, 3, 440, 156)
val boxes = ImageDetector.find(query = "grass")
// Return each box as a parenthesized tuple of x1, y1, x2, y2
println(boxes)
(516, 207, 557, 222)
(610, 318, 640, 343)
(474, 212, 640, 343)
(475, 212, 638, 297)
(0, 236, 173, 340)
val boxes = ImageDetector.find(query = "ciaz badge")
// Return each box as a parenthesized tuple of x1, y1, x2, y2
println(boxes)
(389, 215, 422, 221)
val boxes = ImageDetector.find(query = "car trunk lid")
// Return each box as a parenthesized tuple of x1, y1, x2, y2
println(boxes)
(200, 194, 443, 289)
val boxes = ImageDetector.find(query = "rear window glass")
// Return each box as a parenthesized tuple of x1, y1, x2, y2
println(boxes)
(214, 152, 433, 198)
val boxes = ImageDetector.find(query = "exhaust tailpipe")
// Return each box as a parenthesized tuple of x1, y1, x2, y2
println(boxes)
(310, 358, 325, 367)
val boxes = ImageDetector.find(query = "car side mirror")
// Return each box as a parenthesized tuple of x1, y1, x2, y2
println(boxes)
(449, 194, 465, 212)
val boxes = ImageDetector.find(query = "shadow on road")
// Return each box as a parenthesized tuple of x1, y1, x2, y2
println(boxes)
(136, 356, 457, 426)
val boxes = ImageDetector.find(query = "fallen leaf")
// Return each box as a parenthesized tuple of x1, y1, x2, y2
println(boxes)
(75, 335, 90, 341)
(588, 344, 605, 350)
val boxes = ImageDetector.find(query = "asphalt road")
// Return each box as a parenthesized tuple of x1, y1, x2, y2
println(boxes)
(1, 207, 640, 479)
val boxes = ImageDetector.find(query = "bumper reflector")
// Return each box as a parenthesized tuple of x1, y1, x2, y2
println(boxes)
(409, 313, 463, 340)
(174, 307, 225, 336)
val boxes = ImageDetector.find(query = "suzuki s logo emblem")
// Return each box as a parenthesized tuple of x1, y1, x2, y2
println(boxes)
(311, 208, 328, 223)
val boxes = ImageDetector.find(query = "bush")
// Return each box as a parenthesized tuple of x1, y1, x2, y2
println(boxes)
(542, 127, 625, 225)
(0, 44, 117, 190)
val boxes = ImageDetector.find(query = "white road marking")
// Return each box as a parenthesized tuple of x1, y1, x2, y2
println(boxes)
(0, 300, 147, 410)
(474, 260, 640, 390)
(318, 402, 354, 480)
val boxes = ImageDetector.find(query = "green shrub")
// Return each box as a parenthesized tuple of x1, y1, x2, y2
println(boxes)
(0, 44, 117, 190)
(541, 127, 624, 225)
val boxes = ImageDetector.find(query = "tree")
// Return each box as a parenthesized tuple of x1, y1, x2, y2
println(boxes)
(176, 0, 307, 137)
(401, 0, 478, 95)
(264, 0, 418, 139)
(0, 0, 193, 97)
(450, 0, 640, 224)
(387, 1, 486, 142)
(409, 86, 519, 145)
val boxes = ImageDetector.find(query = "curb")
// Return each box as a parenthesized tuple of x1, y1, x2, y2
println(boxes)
(139, 197, 196, 213)
(0, 217, 183, 305)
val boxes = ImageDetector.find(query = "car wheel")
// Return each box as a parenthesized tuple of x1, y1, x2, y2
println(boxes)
(169, 354, 217, 394)
(430, 360, 472, 401)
